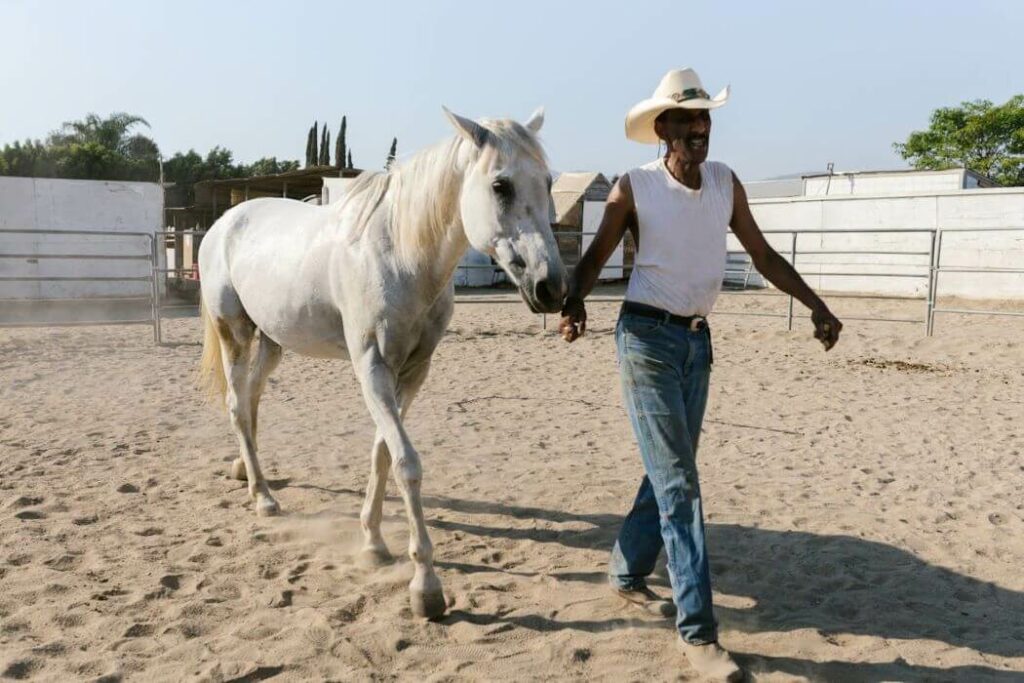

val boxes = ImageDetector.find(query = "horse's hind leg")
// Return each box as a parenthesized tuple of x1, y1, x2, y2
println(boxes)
(219, 320, 280, 516)
(231, 332, 282, 483)
(357, 433, 393, 567)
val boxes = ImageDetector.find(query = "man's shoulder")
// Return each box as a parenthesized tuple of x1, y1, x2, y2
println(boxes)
(627, 159, 662, 175)
(705, 160, 737, 188)
(704, 160, 734, 175)
(623, 160, 661, 185)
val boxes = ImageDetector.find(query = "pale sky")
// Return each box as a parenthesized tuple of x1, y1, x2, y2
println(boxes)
(1, 0, 1021, 181)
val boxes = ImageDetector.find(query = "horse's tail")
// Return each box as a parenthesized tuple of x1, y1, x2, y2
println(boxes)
(198, 297, 227, 407)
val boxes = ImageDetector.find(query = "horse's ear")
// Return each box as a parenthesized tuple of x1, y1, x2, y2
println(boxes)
(443, 107, 489, 148)
(524, 106, 544, 134)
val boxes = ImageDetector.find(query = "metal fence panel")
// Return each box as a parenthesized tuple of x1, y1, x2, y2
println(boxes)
(0, 228, 158, 338)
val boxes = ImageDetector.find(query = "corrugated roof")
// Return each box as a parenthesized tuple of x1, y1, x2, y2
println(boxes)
(552, 193, 583, 225)
(550, 172, 610, 224)
(551, 172, 606, 195)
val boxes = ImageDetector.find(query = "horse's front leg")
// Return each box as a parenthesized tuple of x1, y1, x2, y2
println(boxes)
(355, 346, 445, 619)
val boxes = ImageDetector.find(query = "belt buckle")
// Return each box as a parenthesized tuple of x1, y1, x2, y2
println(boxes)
(689, 317, 706, 331)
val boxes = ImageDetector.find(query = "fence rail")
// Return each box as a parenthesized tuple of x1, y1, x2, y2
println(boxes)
(926, 226, 1024, 334)
(3, 226, 1021, 343)
(150, 226, 1024, 340)
(0, 228, 159, 339)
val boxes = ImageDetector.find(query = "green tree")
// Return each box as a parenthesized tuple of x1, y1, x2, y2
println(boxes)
(386, 137, 397, 170)
(335, 116, 346, 167)
(305, 122, 316, 167)
(895, 95, 1024, 186)
(1, 112, 301, 204)
(163, 146, 245, 204)
(320, 127, 330, 166)
(346, 149, 353, 169)
(0, 140, 55, 177)
(307, 122, 319, 168)
(247, 157, 300, 176)
(48, 112, 160, 181)
(0, 112, 160, 181)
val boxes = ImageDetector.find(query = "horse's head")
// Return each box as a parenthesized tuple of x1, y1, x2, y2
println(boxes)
(444, 107, 567, 314)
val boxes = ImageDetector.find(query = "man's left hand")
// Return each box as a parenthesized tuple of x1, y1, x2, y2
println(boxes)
(811, 306, 842, 351)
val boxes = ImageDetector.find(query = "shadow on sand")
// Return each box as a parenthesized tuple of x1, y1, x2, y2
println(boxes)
(296, 486, 1021, 681)
(424, 493, 1023, 681)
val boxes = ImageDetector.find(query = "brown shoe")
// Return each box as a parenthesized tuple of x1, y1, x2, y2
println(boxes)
(680, 640, 744, 682)
(614, 586, 677, 618)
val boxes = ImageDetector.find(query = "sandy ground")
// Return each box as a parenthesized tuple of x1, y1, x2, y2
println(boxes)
(1, 290, 1023, 682)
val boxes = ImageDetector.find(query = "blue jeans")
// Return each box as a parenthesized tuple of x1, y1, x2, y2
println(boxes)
(608, 306, 717, 645)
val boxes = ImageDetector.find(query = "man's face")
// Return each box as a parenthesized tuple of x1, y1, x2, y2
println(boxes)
(655, 108, 712, 163)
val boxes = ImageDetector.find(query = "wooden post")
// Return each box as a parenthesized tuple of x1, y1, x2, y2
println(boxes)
(787, 231, 797, 331)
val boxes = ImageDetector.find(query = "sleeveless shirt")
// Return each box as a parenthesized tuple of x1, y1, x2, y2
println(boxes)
(625, 159, 734, 317)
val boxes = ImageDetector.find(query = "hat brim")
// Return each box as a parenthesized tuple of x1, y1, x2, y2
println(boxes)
(624, 85, 730, 144)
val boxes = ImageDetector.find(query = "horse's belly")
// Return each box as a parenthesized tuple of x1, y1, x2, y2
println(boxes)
(249, 302, 350, 360)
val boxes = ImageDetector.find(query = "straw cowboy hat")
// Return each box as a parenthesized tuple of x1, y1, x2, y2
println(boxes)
(625, 68, 730, 144)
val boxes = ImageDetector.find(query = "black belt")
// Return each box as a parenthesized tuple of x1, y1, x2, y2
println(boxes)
(622, 301, 708, 331)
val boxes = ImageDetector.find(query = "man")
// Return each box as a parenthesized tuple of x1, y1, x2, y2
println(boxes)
(559, 68, 842, 681)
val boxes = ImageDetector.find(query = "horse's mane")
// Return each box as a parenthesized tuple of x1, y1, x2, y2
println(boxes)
(338, 119, 547, 267)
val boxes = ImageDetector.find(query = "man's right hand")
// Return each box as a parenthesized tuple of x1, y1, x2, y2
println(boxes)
(559, 296, 587, 343)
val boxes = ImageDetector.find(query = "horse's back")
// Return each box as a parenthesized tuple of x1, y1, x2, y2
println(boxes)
(199, 199, 350, 358)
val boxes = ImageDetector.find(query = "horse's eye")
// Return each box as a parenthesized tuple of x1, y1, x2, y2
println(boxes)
(491, 178, 514, 202)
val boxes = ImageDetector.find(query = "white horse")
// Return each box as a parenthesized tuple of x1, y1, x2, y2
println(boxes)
(197, 108, 566, 619)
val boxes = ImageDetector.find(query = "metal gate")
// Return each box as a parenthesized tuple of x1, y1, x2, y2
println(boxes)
(0, 228, 160, 340)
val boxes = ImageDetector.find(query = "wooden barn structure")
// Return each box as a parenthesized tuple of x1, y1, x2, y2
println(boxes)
(551, 172, 634, 277)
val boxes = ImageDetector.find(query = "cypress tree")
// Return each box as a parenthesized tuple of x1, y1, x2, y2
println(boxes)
(334, 118, 343, 166)
(310, 121, 319, 167)
(319, 126, 329, 166)
(386, 137, 397, 169)
(304, 124, 315, 167)
(341, 117, 348, 166)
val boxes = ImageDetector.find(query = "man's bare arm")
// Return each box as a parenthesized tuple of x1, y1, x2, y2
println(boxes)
(729, 173, 843, 350)
(568, 175, 634, 301)
(559, 175, 635, 341)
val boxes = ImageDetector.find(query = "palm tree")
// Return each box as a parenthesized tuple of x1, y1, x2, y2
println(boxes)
(51, 113, 157, 157)
(48, 112, 161, 180)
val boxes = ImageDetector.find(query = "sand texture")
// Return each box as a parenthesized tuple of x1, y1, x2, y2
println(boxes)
(1, 293, 1022, 682)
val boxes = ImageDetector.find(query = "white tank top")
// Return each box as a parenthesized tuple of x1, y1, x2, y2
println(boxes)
(625, 159, 734, 317)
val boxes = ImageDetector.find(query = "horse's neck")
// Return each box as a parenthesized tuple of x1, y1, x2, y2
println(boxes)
(390, 138, 474, 294)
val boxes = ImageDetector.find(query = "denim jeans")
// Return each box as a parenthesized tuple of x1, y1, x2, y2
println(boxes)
(608, 305, 717, 645)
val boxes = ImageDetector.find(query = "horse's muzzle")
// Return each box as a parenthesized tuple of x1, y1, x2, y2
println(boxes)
(534, 276, 566, 313)
(520, 274, 566, 314)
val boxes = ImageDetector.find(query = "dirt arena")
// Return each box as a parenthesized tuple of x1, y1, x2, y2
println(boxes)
(1, 292, 1022, 682)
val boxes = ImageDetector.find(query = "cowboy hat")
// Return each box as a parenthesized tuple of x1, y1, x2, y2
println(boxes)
(625, 68, 729, 144)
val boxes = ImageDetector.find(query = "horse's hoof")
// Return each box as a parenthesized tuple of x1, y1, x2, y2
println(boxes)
(357, 545, 394, 568)
(256, 496, 281, 517)
(231, 458, 248, 481)
(410, 588, 447, 620)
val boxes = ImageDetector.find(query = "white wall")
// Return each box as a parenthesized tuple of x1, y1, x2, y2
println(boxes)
(582, 200, 622, 279)
(742, 187, 1024, 299)
(802, 169, 966, 197)
(0, 177, 163, 299)
(322, 177, 356, 205)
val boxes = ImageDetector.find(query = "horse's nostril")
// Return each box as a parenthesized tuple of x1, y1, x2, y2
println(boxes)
(534, 278, 556, 305)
